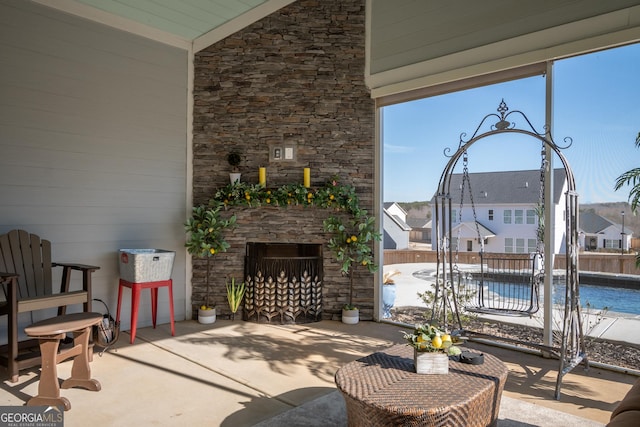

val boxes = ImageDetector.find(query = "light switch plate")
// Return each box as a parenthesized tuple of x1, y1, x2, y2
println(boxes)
(284, 147, 294, 160)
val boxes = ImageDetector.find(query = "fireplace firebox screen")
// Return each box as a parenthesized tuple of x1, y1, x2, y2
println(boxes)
(244, 243, 323, 324)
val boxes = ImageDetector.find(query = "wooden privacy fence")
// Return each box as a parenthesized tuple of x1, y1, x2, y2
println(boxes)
(384, 250, 638, 275)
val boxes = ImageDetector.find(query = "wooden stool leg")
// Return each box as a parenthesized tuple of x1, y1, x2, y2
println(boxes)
(28, 334, 71, 411)
(61, 327, 101, 392)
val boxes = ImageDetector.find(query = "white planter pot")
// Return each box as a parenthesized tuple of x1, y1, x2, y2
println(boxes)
(342, 308, 359, 324)
(229, 173, 241, 184)
(198, 307, 216, 324)
(382, 284, 396, 318)
(414, 350, 449, 374)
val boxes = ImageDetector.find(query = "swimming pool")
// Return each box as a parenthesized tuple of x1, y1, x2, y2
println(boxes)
(568, 283, 640, 315)
(477, 280, 640, 316)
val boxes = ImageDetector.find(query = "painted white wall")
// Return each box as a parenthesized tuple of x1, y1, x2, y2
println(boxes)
(601, 224, 628, 250)
(385, 203, 406, 222)
(0, 1, 188, 340)
(383, 211, 410, 250)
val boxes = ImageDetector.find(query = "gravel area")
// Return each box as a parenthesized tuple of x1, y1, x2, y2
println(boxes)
(390, 306, 640, 372)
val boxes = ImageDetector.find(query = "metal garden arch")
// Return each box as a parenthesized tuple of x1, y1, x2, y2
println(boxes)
(432, 100, 587, 399)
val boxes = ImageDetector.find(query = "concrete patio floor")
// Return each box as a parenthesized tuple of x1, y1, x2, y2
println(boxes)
(0, 319, 637, 426)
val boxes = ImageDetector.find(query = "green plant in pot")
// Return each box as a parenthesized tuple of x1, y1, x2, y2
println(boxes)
(323, 190, 380, 324)
(227, 151, 242, 184)
(185, 205, 236, 323)
(402, 323, 461, 374)
(226, 277, 245, 321)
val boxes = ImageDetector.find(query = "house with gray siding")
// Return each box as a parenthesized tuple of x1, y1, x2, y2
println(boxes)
(432, 169, 568, 254)
(383, 202, 411, 250)
(579, 211, 633, 252)
(407, 218, 431, 244)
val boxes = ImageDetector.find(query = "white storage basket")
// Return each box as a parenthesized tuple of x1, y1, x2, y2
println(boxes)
(119, 249, 175, 282)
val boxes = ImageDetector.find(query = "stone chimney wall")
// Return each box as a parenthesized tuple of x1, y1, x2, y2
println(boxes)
(192, 0, 375, 320)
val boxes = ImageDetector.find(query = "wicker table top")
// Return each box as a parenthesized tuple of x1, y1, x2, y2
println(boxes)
(335, 344, 508, 427)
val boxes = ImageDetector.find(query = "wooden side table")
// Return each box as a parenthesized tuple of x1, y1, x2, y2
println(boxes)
(116, 278, 175, 344)
(25, 312, 103, 411)
(335, 345, 508, 427)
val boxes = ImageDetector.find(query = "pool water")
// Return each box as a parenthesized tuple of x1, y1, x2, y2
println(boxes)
(479, 280, 640, 316)
(572, 284, 640, 315)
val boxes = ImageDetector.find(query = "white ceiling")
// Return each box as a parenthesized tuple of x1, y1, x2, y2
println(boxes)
(33, 0, 295, 51)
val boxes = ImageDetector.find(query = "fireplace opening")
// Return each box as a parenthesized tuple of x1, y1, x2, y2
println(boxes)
(244, 242, 323, 324)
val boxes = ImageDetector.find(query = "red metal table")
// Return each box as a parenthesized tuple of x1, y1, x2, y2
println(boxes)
(116, 278, 175, 344)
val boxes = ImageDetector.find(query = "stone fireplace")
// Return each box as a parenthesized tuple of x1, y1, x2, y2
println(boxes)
(191, 0, 375, 320)
(244, 242, 323, 324)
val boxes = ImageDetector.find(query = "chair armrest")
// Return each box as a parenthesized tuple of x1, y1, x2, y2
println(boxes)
(53, 263, 100, 297)
(0, 272, 19, 285)
(1, 273, 19, 316)
(53, 263, 100, 272)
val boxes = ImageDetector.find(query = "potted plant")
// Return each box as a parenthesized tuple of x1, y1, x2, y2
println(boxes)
(402, 323, 461, 374)
(185, 205, 236, 324)
(226, 277, 245, 320)
(382, 269, 400, 319)
(227, 151, 242, 184)
(323, 196, 380, 324)
(198, 303, 216, 324)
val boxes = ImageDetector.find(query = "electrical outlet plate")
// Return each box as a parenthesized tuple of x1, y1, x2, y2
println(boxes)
(270, 144, 296, 162)
(271, 146, 283, 161)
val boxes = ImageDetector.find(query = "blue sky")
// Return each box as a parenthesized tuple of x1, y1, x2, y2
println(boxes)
(383, 43, 640, 205)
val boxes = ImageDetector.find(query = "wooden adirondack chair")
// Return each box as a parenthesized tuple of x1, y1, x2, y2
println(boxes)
(0, 229, 99, 382)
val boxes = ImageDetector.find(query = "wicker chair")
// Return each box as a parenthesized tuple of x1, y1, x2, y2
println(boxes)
(608, 379, 640, 427)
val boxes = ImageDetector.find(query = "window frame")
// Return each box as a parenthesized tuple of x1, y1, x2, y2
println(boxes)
(526, 209, 536, 225)
(505, 237, 514, 253)
(515, 209, 524, 225)
(503, 210, 512, 224)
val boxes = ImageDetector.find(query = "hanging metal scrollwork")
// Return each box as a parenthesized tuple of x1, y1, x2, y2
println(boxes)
(444, 99, 573, 160)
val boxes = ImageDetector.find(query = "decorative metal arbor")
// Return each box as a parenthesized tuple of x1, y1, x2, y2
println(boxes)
(432, 100, 587, 399)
